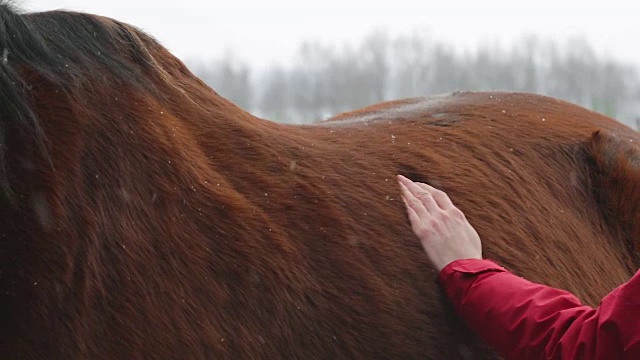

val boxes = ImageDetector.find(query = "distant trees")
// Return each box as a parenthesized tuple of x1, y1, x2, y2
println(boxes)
(189, 51, 253, 110)
(188, 31, 640, 129)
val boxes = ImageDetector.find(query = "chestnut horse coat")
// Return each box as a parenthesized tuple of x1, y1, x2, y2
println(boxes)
(1, 3, 639, 359)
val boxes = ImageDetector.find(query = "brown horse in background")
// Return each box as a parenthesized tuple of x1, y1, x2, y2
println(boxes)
(1, 3, 639, 359)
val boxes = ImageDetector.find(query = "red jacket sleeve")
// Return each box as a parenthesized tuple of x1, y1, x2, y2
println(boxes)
(438, 259, 640, 360)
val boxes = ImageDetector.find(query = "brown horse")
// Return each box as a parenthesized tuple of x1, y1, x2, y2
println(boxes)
(1, 3, 639, 359)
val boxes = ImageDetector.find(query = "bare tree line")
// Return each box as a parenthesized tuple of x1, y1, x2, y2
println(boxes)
(188, 31, 640, 129)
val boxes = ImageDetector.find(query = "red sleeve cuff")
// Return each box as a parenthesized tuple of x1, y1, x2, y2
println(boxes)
(438, 258, 507, 283)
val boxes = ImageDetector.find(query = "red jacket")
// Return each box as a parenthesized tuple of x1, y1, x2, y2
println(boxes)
(439, 259, 640, 359)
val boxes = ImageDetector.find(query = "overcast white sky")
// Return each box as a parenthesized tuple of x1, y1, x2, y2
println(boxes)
(18, 0, 640, 71)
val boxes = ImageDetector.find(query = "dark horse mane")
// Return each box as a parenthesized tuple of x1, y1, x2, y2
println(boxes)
(0, 1, 161, 195)
(2, 2, 639, 359)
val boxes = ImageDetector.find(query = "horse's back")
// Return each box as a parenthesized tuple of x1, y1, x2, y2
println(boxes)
(2, 3, 639, 359)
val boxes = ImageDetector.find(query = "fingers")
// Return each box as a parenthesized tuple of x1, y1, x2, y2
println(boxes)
(397, 175, 439, 213)
(398, 181, 431, 220)
(416, 182, 455, 210)
(403, 199, 422, 228)
(398, 175, 456, 211)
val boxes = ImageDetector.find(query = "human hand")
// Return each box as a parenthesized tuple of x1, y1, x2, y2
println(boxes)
(397, 175, 482, 272)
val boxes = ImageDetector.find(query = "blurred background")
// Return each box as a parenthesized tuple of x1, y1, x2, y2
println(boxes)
(23, 0, 640, 129)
